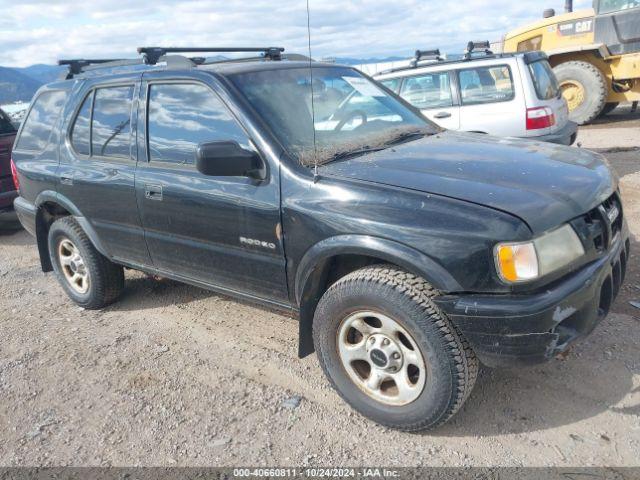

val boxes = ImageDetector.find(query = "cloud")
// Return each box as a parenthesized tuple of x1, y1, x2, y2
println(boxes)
(0, 0, 593, 67)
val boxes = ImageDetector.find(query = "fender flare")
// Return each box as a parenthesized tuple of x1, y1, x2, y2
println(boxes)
(295, 235, 461, 358)
(34, 190, 111, 259)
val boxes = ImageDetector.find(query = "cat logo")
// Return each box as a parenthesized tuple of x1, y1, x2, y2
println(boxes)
(239, 236, 276, 250)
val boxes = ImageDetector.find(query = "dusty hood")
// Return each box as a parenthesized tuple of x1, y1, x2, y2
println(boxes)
(321, 131, 616, 233)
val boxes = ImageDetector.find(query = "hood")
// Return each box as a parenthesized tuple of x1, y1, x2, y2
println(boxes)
(321, 131, 615, 234)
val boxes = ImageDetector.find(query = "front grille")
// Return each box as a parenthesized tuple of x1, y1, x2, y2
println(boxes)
(583, 193, 623, 254)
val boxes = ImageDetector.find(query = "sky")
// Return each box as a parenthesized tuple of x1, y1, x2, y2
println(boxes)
(0, 0, 592, 67)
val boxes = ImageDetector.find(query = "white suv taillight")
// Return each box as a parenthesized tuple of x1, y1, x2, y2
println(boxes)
(526, 107, 556, 130)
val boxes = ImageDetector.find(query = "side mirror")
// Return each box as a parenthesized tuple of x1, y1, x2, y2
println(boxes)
(195, 141, 266, 180)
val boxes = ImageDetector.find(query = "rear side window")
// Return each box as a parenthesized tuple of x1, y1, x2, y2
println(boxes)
(147, 83, 249, 165)
(528, 60, 560, 100)
(399, 72, 453, 109)
(458, 65, 514, 105)
(92, 86, 134, 159)
(16, 91, 67, 151)
(379, 78, 401, 93)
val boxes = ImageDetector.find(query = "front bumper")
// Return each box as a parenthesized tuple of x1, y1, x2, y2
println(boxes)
(534, 121, 578, 146)
(436, 232, 629, 368)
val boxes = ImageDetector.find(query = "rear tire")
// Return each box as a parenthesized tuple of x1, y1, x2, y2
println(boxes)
(48, 216, 124, 309)
(313, 265, 478, 431)
(554, 61, 607, 125)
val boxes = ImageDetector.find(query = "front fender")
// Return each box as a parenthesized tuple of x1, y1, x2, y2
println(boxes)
(294, 235, 461, 358)
(295, 234, 461, 304)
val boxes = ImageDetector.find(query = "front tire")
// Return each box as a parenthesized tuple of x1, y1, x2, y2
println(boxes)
(313, 265, 478, 431)
(48, 217, 124, 309)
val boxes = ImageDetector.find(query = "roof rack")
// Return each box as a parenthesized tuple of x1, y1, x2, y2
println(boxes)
(464, 40, 493, 60)
(58, 46, 287, 79)
(137, 47, 285, 65)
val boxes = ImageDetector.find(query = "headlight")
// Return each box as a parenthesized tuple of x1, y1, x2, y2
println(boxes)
(495, 224, 585, 283)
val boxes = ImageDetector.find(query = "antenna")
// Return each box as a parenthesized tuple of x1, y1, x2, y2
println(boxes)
(306, 0, 319, 183)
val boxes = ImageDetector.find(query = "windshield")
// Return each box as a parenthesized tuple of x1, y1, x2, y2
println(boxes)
(231, 66, 438, 165)
(528, 60, 560, 100)
(598, 0, 639, 13)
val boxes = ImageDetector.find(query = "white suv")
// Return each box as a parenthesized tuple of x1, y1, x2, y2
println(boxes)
(374, 45, 577, 145)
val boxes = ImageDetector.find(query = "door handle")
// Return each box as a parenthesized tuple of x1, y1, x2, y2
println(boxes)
(60, 176, 73, 186)
(434, 112, 452, 119)
(144, 184, 163, 201)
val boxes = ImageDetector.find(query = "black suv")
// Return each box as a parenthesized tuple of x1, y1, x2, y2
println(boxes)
(12, 47, 629, 431)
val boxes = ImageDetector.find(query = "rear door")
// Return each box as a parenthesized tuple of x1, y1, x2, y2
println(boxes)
(134, 72, 288, 304)
(58, 78, 151, 266)
(397, 70, 461, 130)
(456, 62, 523, 136)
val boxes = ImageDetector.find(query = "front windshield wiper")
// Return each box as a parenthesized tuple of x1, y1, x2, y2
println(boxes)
(382, 128, 434, 147)
(315, 128, 437, 166)
(325, 145, 387, 164)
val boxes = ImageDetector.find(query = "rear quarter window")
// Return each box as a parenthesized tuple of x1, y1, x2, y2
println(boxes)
(528, 60, 560, 100)
(458, 65, 515, 105)
(15, 90, 68, 151)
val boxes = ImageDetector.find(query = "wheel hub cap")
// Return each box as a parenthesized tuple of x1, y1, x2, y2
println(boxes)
(367, 334, 402, 372)
(58, 238, 90, 294)
(560, 80, 585, 112)
(337, 311, 427, 406)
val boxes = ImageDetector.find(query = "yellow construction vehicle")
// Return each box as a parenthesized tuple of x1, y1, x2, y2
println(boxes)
(502, 0, 640, 124)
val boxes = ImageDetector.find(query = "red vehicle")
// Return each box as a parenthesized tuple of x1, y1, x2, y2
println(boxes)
(0, 108, 18, 215)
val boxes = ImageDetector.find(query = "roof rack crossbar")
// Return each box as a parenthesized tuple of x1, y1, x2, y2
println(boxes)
(137, 46, 285, 65)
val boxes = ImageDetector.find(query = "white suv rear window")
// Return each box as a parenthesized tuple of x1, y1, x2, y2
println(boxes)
(458, 65, 514, 105)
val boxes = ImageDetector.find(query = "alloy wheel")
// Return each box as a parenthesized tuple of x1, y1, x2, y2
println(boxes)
(337, 310, 427, 406)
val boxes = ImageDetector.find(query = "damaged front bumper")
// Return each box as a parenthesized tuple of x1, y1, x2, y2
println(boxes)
(435, 233, 630, 368)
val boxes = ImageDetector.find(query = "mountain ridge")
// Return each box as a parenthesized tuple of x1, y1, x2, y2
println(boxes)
(0, 56, 413, 104)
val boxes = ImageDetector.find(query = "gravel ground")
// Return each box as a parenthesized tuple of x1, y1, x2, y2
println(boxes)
(0, 131, 639, 467)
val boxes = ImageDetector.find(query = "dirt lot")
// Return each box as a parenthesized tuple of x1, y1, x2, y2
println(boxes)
(0, 122, 639, 467)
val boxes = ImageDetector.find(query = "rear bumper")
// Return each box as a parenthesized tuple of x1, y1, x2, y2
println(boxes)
(13, 196, 36, 236)
(436, 230, 629, 368)
(534, 121, 578, 146)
